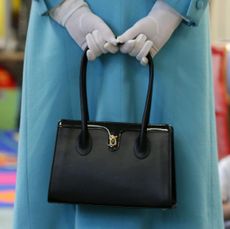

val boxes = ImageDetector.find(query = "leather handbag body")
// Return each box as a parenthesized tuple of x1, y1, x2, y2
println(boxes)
(48, 50, 176, 208)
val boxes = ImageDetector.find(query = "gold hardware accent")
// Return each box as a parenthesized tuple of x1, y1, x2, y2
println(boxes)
(108, 134, 118, 148)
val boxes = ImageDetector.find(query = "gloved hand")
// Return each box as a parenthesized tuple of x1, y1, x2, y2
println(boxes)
(49, 0, 118, 60)
(117, 0, 182, 65)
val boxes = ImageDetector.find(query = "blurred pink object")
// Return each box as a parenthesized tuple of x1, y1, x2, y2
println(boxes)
(212, 46, 230, 160)
(0, 172, 16, 185)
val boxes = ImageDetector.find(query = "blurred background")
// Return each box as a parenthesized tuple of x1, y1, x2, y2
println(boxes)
(0, 0, 30, 228)
(0, 0, 230, 228)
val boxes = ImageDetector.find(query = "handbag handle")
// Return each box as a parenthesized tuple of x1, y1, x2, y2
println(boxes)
(77, 48, 154, 159)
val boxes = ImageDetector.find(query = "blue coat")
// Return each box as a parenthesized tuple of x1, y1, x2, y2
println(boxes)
(13, 0, 224, 228)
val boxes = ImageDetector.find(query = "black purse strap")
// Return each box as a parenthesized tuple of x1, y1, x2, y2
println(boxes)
(78, 48, 154, 158)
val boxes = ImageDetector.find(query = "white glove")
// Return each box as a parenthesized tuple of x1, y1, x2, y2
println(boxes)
(117, 0, 182, 65)
(49, 0, 118, 60)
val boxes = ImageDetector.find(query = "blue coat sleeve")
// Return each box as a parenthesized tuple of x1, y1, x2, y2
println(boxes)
(34, 0, 64, 15)
(162, 0, 209, 26)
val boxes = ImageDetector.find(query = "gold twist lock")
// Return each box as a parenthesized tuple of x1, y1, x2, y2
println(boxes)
(108, 134, 118, 148)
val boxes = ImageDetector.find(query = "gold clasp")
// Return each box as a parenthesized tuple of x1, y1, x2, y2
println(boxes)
(108, 134, 118, 148)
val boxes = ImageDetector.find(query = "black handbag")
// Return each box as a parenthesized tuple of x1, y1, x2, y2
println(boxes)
(48, 50, 176, 208)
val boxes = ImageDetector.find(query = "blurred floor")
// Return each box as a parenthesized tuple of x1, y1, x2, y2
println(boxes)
(0, 208, 13, 228)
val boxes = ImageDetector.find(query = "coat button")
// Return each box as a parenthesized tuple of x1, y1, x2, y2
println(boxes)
(196, 0, 204, 9)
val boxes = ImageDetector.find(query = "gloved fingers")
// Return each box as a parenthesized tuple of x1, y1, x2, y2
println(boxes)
(130, 34, 147, 57)
(97, 22, 117, 46)
(86, 33, 102, 60)
(141, 57, 149, 66)
(150, 47, 155, 57)
(81, 41, 88, 50)
(92, 30, 107, 54)
(86, 33, 100, 54)
(94, 23, 118, 54)
(136, 40, 153, 63)
(120, 40, 136, 54)
(104, 42, 119, 54)
(150, 44, 159, 58)
(108, 37, 118, 46)
(87, 49, 96, 61)
(117, 22, 141, 43)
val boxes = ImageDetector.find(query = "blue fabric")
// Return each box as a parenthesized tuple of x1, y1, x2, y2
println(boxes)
(13, 0, 224, 228)
(34, 0, 63, 15)
(36, 0, 208, 26)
